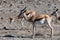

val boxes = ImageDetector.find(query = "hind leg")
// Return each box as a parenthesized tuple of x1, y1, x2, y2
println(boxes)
(47, 18, 53, 40)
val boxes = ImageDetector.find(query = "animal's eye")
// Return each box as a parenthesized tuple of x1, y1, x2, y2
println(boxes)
(26, 13, 29, 15)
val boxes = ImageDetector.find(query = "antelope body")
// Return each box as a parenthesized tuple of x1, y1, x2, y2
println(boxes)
(19, 7, 58, 40)
(10, 7, 58, 40)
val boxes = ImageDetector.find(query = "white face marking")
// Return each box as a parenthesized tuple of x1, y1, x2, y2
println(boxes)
(12, 19, 15, 23)
(39, 18, 45, 24)
(27, 14, 31, 17)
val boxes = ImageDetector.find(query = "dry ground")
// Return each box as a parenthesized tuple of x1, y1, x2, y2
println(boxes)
(0, 0, 60, 40)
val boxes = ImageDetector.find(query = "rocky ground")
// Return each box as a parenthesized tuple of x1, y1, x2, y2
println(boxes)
(0, 0, 60, 40)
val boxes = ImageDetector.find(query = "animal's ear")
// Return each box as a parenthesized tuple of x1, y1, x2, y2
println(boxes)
(28, 9, 33, 13)
(30, 9, 35, 14)
(29, 9, 33, 11)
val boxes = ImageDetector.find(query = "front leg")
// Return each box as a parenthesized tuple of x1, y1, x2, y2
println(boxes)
(32, 22, 35, 39)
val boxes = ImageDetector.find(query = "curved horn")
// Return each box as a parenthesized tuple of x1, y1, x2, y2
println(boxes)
(18, 6, 27, 18)
(21, 6, 26, 12)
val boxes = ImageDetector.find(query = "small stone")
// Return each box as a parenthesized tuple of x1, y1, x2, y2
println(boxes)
(1, 17, 3, 20)
(9, 4, 13, 7)
(47, 3, 51, 8)
(3, 1, 7, 3)
(20, 1, 23, 4)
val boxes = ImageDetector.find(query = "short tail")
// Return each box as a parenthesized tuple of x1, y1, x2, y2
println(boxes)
(51, 9, 59, 16)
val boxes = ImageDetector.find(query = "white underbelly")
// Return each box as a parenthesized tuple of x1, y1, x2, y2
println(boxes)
(39, 18, 45, 24)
